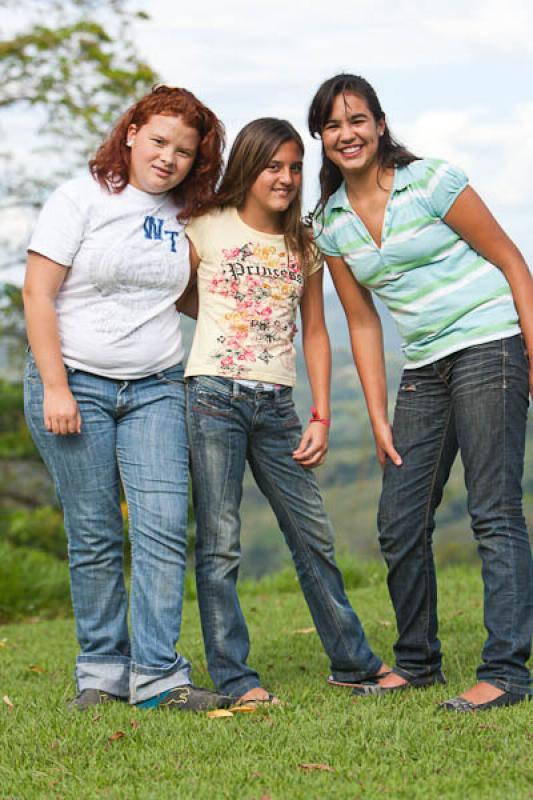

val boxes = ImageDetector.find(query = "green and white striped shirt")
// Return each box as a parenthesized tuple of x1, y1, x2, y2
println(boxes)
(313, 158, 519, 367)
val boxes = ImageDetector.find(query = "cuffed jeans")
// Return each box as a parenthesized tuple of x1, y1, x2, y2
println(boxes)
(378, 335, 532, 694)
(186, 375, 381, 697)
(24, 355, 191, 703)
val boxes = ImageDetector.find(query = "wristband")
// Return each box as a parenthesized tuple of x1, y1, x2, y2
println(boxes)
(309, 406, 331, 428)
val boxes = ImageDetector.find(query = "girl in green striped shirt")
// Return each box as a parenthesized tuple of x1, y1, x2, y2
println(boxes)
(309, 73, 533, 713)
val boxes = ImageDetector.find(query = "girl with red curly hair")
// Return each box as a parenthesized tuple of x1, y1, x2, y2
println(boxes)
(23, 85, 231, 712)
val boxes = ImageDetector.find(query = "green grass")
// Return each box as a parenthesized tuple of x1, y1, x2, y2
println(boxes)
(1, 565, 532, 800)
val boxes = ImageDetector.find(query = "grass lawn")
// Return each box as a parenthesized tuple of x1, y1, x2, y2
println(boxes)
(0, 564, 531, 799)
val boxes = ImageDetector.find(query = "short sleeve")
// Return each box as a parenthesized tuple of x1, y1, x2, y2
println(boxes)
(427, 161, 469, 218)
(28, 183, 87, 267)
(184, 215, 207, 261)
(312, 212, 342, 257)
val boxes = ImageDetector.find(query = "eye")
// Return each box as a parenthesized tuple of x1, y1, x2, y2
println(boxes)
(151, 137, 165, 146)
(266, 163, 280, 172)
(291, 164, 303, 174)
(323, 121, 339, 130)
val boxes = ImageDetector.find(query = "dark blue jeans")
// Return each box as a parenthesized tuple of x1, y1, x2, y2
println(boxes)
(186, 375, 382, 697)
(378, 335, 532, 694)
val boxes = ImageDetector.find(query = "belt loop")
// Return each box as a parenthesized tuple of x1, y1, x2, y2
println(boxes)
(232, 380, 240, 398)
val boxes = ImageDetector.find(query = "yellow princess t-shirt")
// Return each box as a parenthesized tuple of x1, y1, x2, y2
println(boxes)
(185, 207, 321, 387)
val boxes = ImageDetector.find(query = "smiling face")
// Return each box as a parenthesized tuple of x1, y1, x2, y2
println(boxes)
(127, 114, 200, 194)
(242, 140, 303, 226)
(321, 92, 385, 177)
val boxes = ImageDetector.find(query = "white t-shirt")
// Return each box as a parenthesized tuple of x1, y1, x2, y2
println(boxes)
(185, 207, 321, 387)
(28, 175, 190, 379)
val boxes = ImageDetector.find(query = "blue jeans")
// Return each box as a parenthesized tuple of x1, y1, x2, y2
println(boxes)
(186, 375, 381, 697)
(378, 335, 532, 694)
(24, 355, 191, 703)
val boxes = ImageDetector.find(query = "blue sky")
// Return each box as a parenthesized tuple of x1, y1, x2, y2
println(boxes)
(136, 0, 533, 258)
(2, 0, 533, 281)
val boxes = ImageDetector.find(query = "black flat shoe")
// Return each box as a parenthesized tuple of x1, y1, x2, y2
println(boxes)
(440, 691, 530, 713)
(352, 670, 446, 697)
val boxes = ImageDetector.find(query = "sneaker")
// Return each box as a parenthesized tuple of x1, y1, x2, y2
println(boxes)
(137, 685, 232, 712)
(67, 688, 121, 711)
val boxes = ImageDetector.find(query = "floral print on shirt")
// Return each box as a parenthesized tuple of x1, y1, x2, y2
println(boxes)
(208, 241, 304, 377)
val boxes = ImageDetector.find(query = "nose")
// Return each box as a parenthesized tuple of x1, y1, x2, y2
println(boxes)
(339, 121, 356, 143)
(159, 146, 174, 165)
(278, 167, 294, 186)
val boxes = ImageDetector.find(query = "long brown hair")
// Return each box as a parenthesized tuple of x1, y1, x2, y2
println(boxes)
(308, 74, 419, 217)
(90, 85, 225, 221)
(216, 118, 313, 271)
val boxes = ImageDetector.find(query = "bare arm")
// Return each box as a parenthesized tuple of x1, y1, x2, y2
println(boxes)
(325, 254, 402, 467)
(23, 252, 81, 435)
(176, 237, 200, 318)
(294, 267, 330, 468)
(445, 186, 533, 396)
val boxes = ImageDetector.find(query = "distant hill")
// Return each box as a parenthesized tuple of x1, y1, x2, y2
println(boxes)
(323, 290, 402, 354)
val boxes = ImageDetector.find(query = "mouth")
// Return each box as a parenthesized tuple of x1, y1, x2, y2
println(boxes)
(337, 144, 363, 159)
(153, 165, 174, 178)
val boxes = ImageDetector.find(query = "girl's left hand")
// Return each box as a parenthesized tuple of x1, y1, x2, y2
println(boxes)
(292, 424, 329, 468)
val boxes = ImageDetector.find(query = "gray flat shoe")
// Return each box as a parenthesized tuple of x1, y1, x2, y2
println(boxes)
(67, 688, 121, 711)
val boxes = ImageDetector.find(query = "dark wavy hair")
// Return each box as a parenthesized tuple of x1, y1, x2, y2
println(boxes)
(308, 74, 418, 216)
(215, 118, 313, 271)
(89, 85, 225, 221)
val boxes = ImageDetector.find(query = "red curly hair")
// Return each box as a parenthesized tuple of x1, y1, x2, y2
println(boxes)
(89, 85, 225, 221)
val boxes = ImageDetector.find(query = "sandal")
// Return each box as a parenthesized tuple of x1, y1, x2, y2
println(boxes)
(327, 671, 391, 688)
(352, 670, 446, 697)
(234, 690, 280, 707)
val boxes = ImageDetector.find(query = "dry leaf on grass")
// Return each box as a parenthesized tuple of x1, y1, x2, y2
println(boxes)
(2, 695, 14, 711)
(0, 639, 8, 648)
(92, 714, 102, 723)
(108, 730, 126, 742)
(228, 704, 257, 713)
(299, 763, 335, 773)
(378, 620, 392, 627)
(130, 719, 140, 729)
(292, 627, 316, 635)
(207, 709, 234, 719)
(28, 664, 47, 673)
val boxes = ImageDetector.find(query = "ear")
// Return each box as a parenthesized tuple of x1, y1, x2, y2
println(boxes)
(377, 116, 386, 138)
(126, 124, 138, 147)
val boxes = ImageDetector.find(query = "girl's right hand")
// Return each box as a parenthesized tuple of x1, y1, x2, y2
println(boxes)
(43, 386, 82, 435)
(372, 420, 402, 468)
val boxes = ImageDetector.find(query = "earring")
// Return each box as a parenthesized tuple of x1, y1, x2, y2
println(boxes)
(126, 140, 133, 147)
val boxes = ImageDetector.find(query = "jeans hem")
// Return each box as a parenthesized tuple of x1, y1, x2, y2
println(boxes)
(76, 658, 130, 698)
(482, 676, 531, 695)
(330, 656, 383, 683)
(221, 678, 262, 700)
(129, 659, 192, 704)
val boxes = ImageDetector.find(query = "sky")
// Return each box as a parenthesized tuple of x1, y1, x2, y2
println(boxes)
(2, 0, 533, 281)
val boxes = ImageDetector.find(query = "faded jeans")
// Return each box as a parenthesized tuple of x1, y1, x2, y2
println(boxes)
(378, 335, 532, 694)
(186, 375, 381, 697)
(24, 354, 191, 703)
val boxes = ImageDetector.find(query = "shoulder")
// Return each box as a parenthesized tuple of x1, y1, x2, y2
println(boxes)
(397, 158, 467, 189)
(186, 206, 228, 233)
(56, 173, 102, 202)
(397, 159, 469, 218)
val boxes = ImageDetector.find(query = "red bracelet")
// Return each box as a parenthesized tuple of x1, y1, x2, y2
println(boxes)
(309, 407, 331, 428)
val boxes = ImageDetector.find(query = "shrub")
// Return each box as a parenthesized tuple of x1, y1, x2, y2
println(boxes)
(0, 541, 71, 622)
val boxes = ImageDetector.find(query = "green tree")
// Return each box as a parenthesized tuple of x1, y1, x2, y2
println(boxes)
(0, 0, 158, 370)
